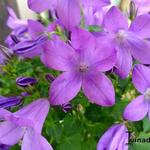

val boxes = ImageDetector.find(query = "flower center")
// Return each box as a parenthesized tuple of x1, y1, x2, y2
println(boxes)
(79, 64, 89, 72)
(144, 88, 150, 101)
(116, 30, 127, 42)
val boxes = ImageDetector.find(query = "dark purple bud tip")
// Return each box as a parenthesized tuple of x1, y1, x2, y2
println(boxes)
(45, 74, 55, 82)
(20, 92, 30, 97)
(0, 96, 22, 109)
(0, 144, 11, 150)
(61, 103, 72, 113)
(16, 77, 37, 87)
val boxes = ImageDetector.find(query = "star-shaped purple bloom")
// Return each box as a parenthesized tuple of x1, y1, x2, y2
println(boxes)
(43, 28, 116, 106)
(97, 124, 128, 150)
(102, 6, 150, 79)
(0, 99, 53, 150)
(123, 64, 150, 121)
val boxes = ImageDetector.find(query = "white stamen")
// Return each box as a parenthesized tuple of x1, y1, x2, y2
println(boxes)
(144, 88, 150, 101)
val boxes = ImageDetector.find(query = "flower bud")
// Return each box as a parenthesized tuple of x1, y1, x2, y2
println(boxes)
(16, 77, 37, 87)
(62, 103, 72, 113)
(0, 96, 22, 109)
(45, 73, 55, 82)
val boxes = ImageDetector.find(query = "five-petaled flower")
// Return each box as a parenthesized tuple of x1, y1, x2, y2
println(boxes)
(0, 99, 53, 150)
(43, 28, 116, 106)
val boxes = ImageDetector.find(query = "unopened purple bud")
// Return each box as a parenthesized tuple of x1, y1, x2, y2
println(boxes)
(45, 73, 55, 82)
(16, 77, 37, 87)
(20, 92, 30, 97)
(14, 35, 48, 55)
(10, 34, 20, 44)
(0, 96, 22, 109)
(62, 103, 72, 113)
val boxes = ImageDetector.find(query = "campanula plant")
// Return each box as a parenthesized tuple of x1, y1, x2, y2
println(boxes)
(0, 0, 150, 150)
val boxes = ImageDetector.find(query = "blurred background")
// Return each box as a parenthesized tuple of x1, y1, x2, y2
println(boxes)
(0, 0, 36, 44)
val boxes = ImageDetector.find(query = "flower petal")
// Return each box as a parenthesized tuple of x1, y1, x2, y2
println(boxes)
(14, 99, 50, 133)
(128, 35, 150, 64)
(28, 0, 52, 13)
(132, 64, 150, 94)
(0, 109, 11, 120)
(103, 6, 128, 33)
(71, 28, 96, 51)
(22, 129, 53, 150)
(43, 40, 78, 71)
(97, 124, 121, 150)
(82, 72, 115, 106)
(123, 95, 148, 121)
(108, 125, 128, 150)
(50, 72, 82, 105)
(115, 44, 132, 79)
(92, 38, 116, 72)
(56, 0, 81, 30)
(28, 20, 46, 38)
(129, 14, 150, 39)
(0, 121, 24, 145)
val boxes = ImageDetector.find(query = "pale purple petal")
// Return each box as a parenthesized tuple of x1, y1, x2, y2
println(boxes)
(115, 44, 132, 79)
(82, 72, 115, 106)
(14, 99, 50, 133)
(108, 125, 128, 149)
(127, 34, 150, 64)
(28, 20, 46, 38)
(129, 14, 150, 39)
(132, 64, 150, 94)
(91, 38, 116, 72)
(6, 7, 27, 30)
(0, 109, 11, 120)
(43, 40, 78, 71)
(123, 95, 148, 121)
(71, 28, 96, 51)
(97, 124, 120, 150)
(103, 6, 128, 33)
(82, 0, 110, 8)
(22, 129, 53, 150)
(56, 0, 81, 30)
(0, 121, 24, 145)
(50, 71, 82, 105)
(28, 0, 52, 13)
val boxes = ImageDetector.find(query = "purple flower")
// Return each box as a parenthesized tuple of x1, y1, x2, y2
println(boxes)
(0, 99, 53, 150)
(0, 96, 22, 109)
(5, 7, 28, 49)
(43, 28, 116, 106)
(28, 0, 80, 31)
(13, 20, 57, 58)
(6, 7, 27, 30)
(16, 77, 37, 87)
(13, 35, 48, 58)
(102, 6, 150, 79)
(123, 64, 150, 121)
(97, 124, 128, 150)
